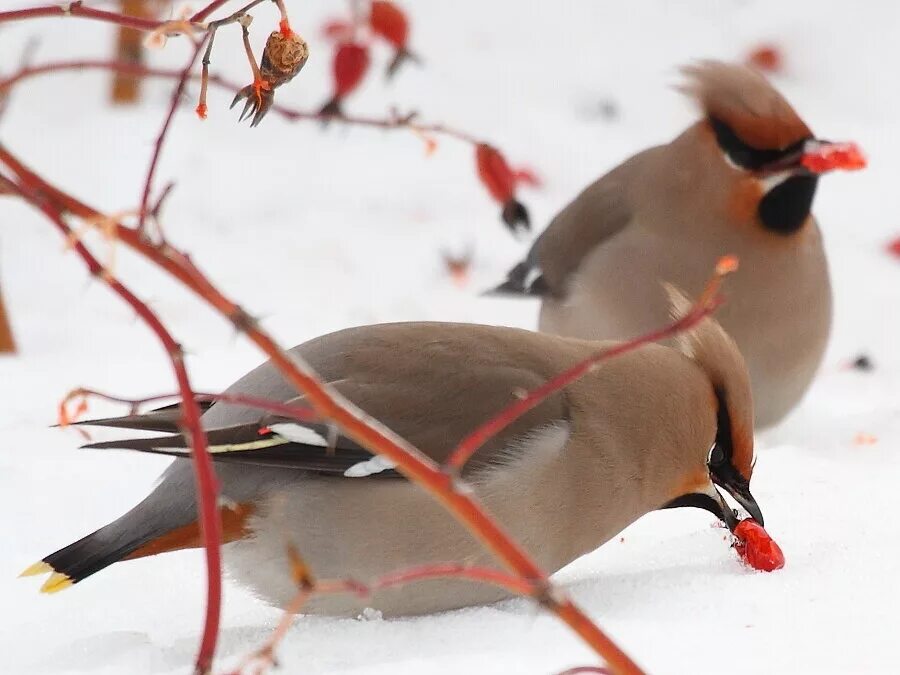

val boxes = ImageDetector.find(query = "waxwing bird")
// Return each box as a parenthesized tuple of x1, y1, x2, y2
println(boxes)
(491, 60, 864, 428)
(22, 306, 761, 617)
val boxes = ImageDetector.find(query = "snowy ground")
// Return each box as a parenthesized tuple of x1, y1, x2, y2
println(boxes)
(2, 0, 899, 673)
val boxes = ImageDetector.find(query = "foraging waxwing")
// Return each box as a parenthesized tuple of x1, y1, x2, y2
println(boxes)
(492, 60, 862, 428)
(22, 303, 761, 617)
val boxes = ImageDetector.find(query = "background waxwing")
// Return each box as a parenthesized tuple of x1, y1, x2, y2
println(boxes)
(491, 60, 862, 428)
(22, 306, 761, 617)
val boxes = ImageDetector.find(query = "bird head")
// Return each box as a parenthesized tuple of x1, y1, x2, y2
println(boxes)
(679, 60, 865, 235)
(663, 284, 762, 530)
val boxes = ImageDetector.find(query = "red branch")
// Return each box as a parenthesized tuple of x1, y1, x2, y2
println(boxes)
(0, 0, 237, 31)
(234, 561, 543, 674)
(1, 145, 644, 675)
(191, 0, 232, 23)
(0, 1, 165, 31)
(1, 179, 223, 674)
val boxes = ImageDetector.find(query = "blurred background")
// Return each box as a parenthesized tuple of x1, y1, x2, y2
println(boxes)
(0, 1, 897, 673)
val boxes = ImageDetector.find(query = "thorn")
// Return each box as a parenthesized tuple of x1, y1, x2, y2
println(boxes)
(19, 561, 52, 578)
(40, 572, 73, 594)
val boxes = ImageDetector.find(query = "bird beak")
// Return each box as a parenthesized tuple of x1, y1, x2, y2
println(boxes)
(760, 139, 867, 176)
(708, 460, 764, 526)
(798, 139, 867, 174)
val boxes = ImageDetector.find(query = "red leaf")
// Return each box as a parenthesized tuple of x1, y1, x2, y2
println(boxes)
(733, 519, 785, 572)
(476, 144, 515, 203)
(321, 19, 353, 42)
(333, 42, 370, 98)
(887, 237, 900, 258)
(746, 44, 783, 73)
(801, 142, 867, 174)
(370, 1, 409, 48)
(513, 166, 542, 188)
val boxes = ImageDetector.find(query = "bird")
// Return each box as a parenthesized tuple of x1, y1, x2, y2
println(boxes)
(490, 60, 860, 428)
(21, 298, 762, 617)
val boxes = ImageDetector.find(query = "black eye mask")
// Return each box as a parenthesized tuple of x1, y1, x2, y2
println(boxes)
(709, 117, 818, 234)
(708, 116, 808, 171)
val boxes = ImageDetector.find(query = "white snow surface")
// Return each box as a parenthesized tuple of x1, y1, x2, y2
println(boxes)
(1, 1, 899, 673)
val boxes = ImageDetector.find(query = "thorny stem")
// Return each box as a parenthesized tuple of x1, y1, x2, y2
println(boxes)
(0, 175, 224, 675)
(1, 146, 645, 675)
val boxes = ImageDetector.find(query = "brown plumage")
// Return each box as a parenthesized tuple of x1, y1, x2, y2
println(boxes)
(23, 313, 762, 615)
(679, 60, 811, 149)
(491, 60, 859, 427)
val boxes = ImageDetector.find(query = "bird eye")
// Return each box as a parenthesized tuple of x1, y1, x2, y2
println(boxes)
(708, 444, 726, 466)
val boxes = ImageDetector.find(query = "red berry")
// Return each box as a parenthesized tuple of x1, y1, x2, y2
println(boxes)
(801, 142, 867, 174)
(733, 519, 785, 572)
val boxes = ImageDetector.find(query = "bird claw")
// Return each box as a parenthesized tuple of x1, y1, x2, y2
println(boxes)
(230, 84, 275, 128)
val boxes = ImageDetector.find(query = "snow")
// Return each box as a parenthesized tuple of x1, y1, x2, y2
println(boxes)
(1, 0, 899, 673)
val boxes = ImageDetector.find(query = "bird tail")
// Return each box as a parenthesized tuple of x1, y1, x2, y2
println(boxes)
(19, 510, 178, 593)
(20, 498, 253, 594)
(484, 261, 549, 297)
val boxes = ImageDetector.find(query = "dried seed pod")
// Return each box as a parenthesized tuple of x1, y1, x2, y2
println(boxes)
(475, 143, 530, 236)
(262, 29, 309, 88)
(232, 29, 309, 127)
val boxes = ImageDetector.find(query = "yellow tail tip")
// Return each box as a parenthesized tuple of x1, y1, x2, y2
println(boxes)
(40, 572, 73, 594)
(19, 561, 53, 578)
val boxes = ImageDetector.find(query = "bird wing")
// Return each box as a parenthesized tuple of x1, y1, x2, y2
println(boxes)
(71, 400, 216, 434)
(80, 323, 572, 479)
(489, 149, 656, 298)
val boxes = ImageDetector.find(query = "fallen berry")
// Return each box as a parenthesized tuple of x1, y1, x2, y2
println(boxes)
(733, 518, 784, 572)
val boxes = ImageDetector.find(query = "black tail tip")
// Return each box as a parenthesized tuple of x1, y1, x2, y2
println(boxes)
(483, 260, 550, 297)
(501, 199, 530, 237)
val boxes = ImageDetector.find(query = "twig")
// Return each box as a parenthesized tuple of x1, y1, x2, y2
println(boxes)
(0, 58, 482, 145)
(59, 387, 318, 424)
(137, 36, 207, 236)
(196, 0, 269, 117)
(0, 173, 223, 675)
(0, 1, 166, 32)
(191, 0, 232, 23)
(235, 562, 538, 674)
(1, 145, 644, 675)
